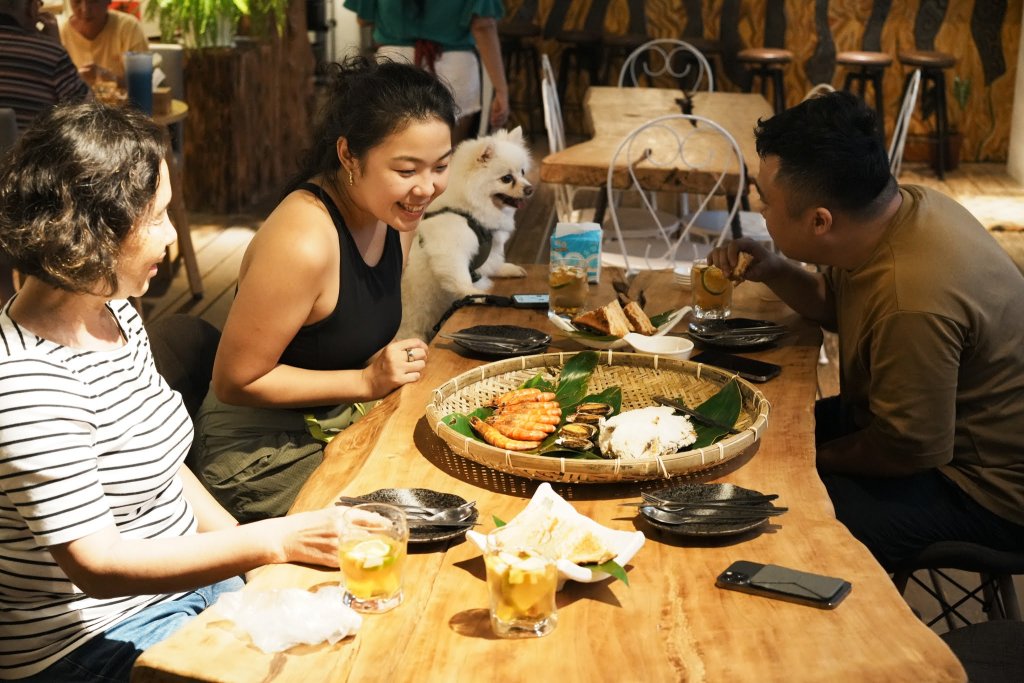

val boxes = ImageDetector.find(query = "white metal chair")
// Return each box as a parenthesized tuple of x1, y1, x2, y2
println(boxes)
(603, 114, 745, 275)
(889, 68, 922, 178)
(539, 54, 679, 262)
(618, 39, 714, 95)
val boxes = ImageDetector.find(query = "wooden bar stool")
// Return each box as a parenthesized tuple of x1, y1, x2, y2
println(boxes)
(897, 50, 957, 179)
(498, 19, 543, 135)
(737, 48, 793, 113)
(836, 50, 892, 136)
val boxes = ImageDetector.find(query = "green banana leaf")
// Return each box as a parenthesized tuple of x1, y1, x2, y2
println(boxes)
(552, 350, 599, 408)
(687, 379, 743, 448)
(441, 406, 493, 440)
(647, 309, 678, 328)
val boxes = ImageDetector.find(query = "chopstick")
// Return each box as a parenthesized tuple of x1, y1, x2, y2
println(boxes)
(440, 332, 548, 346)
(642, 492, 779, 506)
(653, 396, 741, 434)
(630, 504, 788, 517)
(690, 325, 787, 336)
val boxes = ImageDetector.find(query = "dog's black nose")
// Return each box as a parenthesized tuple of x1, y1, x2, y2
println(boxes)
(524, 185, 534, 197)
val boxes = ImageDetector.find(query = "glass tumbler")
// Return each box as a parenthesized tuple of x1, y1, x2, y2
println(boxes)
(690, 258, 733, 320)
(484, 530, 558, 638)
(548, 253, 590, 319)
(337, 503, 408, 613)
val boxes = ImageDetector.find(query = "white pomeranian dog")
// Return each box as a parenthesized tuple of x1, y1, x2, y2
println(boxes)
(397, 127, 534, 341)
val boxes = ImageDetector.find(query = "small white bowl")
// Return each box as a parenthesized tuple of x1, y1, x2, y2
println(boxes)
(623, 333, 695, 360)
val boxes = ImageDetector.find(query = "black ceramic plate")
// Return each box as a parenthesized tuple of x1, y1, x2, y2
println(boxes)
(357, 488, 478, 545)
(450, 325, 550, 358)
(639, 483, 774, 537)
(688, 318, 787, 349)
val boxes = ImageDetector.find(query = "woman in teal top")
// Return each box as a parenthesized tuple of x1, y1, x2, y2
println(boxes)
(344, 0, 509, 143)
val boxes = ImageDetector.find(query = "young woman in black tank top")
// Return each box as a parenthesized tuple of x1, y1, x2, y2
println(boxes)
(193, 58, 458, 522)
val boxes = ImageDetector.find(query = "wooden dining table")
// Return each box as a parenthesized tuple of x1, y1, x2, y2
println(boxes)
(133, 267, 964, 682)
(540, 87, 773, 193)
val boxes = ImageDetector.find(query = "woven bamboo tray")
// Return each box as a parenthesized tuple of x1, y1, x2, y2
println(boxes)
(425, 351, 771, 483)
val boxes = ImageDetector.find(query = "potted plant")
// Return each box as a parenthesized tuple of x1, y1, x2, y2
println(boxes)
(146, 0, 289, 48)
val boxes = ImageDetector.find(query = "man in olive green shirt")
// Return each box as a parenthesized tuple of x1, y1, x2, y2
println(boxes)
(710, 92, 1024, 570)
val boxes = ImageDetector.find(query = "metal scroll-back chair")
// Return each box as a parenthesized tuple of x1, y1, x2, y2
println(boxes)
(888, 68, 922, 178)
(602, 114, 744, 275)
(618, 38, 715, 95)
(538, 53, 599, 261)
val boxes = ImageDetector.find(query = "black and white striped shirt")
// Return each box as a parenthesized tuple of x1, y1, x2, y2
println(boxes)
(0, 299, 197, 679)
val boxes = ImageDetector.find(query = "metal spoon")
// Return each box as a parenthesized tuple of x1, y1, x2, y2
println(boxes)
(408, 504, 477, 524)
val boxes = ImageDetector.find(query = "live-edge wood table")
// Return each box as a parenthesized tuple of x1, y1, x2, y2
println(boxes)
(133, 267, 964, 682)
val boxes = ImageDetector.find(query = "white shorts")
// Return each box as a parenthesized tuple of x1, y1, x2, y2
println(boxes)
(376, 45, 482, 119)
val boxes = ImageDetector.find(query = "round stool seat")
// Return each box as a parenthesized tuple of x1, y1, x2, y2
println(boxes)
(836, 50, 892, 68)
(737, 48, 793, 65)
(898, 50, 956, 69)
(498, 21, 541, 40)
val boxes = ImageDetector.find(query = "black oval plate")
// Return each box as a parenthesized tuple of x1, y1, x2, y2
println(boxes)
(639, 483, 773, 537)
(451, 325, 550, 358)
(688, 318, 787, 349)
(358, 488, 478, 545)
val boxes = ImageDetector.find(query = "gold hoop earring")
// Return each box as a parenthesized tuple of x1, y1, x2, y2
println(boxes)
(348, 169, 354, 186)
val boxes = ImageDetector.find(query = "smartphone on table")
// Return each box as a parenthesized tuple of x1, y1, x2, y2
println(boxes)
(716, 560, 852, 609)
(691, 350, 782, 383)
(511, 293, 549, 309)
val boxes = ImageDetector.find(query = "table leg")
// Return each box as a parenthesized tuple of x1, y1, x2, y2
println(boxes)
(167, 151, 203, 300)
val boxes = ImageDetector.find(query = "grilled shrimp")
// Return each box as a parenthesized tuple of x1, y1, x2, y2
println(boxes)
(492, 388, 541, 407)
(486, 421, 550, 441)
(470, 417, 539, 451)
(496, 401, 562, 415)
(486, 415, 557, 433)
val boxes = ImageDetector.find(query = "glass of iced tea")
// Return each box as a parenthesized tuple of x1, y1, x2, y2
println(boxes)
(338, 503, 408, 613)
(549, 254, 589, 318)
(484, 530, 558, 638)
(691, 258, 732, 320)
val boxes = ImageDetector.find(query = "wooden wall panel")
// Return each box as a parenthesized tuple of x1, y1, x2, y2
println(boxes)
(507, 0, 1021, 161)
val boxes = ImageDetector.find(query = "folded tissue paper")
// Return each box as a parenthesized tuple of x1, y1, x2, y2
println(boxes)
(214, 586, 361, 652)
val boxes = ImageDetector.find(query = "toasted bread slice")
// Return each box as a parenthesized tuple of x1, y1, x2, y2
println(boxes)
(572, 299, 632, 337)
(730, 251, 754, 281)
(622, 301, 656, 335)
(499, 498, 616, 565)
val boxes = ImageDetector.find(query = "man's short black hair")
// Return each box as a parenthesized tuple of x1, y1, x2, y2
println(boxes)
(755, 91, 895, 218)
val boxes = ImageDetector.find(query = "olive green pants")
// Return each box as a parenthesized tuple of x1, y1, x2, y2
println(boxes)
(193, 393, 371, 523)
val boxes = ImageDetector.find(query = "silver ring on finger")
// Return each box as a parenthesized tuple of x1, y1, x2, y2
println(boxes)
(406, 349, 415, 363)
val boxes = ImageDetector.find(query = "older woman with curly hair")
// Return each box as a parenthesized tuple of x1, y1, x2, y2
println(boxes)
(0, 102, 348, 682)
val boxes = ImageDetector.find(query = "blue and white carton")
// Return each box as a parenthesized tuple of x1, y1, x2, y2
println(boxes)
(550, 222, 602, 284)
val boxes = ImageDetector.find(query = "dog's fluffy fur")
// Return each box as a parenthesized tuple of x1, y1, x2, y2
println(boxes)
(397, 127, 533, 341)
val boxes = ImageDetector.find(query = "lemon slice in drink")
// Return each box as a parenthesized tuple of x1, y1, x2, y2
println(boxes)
(346, 539, 392, 569)
(701, 266, 729, 295)
(549, 267, 578, 289)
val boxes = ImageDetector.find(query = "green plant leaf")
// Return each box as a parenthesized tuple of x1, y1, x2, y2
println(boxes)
(492, 515, 506, 528)
(579, 559, 630, 586)
(686, 379, 742, 449)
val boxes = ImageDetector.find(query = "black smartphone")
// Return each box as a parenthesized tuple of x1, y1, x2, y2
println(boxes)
(691, 350, 781, 383)
(511, 293, 549, 309)
(716, 560, 852, 609)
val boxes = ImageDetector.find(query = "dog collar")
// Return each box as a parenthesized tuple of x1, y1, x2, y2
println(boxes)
(423, 208, 494, 282)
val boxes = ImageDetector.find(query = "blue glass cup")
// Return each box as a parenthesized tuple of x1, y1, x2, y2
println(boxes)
(124, 51, 153, 115)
